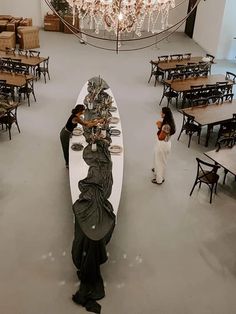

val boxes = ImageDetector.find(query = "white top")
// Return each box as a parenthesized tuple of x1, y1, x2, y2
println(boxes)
(69, 82, 124, 217)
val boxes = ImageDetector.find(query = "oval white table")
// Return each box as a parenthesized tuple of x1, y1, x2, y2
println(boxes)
(69, 81, 123, 216)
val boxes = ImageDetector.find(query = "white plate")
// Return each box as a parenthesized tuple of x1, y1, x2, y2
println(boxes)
(109, 117, 119, 124)
(109, 106, 117, 112)
(110, 129, 121, 136)
(108, 145, 122, 154)
(72, 128, 84, 136)
(71, 143, 84, 151)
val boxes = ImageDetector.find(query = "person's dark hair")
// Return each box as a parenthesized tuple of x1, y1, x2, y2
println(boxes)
(162, 107, 176, 135)
(72, 104, 85, 115)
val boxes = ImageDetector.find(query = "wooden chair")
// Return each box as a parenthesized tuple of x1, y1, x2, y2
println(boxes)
(18, 48, 28, 57)
(215, 81, 230, 96)
(225, 72, 236, 93)
(206, 53, 215, 62)
(221, 93, 234, 103)
(183, 53, 192, 60)
(177, 112, 202, 147)
(157, 55, 169, 62)
(18, 78, 36, 106)
(148, 60, 165, 86)
(28, 50, 40, 57)
(0, 102, 20, 140)
(159, 81, 179, 107)
(170, 54, 183, 61)
(191, 97, 208, 107)
(36, 57, 50, 83)
(206, 95, 221, 105)
(216, 113, 236, 144)
(190, 158, 220, 204)
(0, 81, 15, 100)
(5, 47, 16, 55)
(171, 72, 185, 81)
(205, 53, 215, 74)
(215, 138, 236, 184)
(183, 85, 204, 106)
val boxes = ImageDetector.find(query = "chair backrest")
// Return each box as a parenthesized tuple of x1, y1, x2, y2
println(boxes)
(18, 48, 28, 56)
(176, 64, 185, 68)
(41, 57, 49, 71)
(190, 85, 204, 90)
(207, 95, 221, 105)
(1, 57, 12, 65)
(197, 69, 209, 77)
(221, 93, 234, 103)
(171, 72, 185, 81)
(183, 112, 195, 124)
(183, 53, 192, 60)
(225, 71, 236, 83)
(0, 79, 7, 85)
(216, 81, 229, 94)
(191, 97, 208, 107)
(29, 50, 40, 58)
(14, 64, 30, 75)
(170, 54, 183, 61)
(196, 157, 220, 181)
(5, 47, 16, 55)
(158, 55, 168, 62)
(206, 53, 215, 62)
(185, 71, 195, 79)
(216, 137, 235, 151)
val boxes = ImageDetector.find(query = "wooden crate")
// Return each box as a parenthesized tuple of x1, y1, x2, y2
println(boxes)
(17, 26, 39, 49)
(63, 15, 79, 34)
(44, 14, 60, 32)
(0, 31, 16, 51)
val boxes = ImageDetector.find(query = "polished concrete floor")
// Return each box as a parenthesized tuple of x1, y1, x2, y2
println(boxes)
(0, 30, 236, 314)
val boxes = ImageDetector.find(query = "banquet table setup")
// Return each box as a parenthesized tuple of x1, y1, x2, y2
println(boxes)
(68, 77, 123, 313)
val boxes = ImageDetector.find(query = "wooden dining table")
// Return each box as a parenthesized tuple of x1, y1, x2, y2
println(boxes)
(152, 56, 205, 72)
(0, 71, 33, 88)
(181, 100, 236, 147)
(164, 74, 232, 93)
(0, 51, 46, 68)
(204, 146, 236, 183)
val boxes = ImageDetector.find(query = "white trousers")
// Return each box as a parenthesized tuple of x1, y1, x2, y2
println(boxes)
(154, 138, 171, 183)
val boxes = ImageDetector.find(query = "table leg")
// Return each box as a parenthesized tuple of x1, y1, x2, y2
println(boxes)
(205, 125, 213, 147)
(223, 169, 228, 184)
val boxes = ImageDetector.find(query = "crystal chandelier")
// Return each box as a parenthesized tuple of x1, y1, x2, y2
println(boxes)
(46, 0, 202, 52)
(66, 0, 175, 36)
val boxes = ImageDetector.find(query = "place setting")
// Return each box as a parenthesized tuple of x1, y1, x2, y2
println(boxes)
(108, 144, 123, 154)
(71, 143, 84, 151)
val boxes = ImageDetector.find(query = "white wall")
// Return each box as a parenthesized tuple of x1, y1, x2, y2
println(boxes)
(217, 0, 236, 59)
(193, 0, 236, 60)
(193, 0, 226, 57)
(0, 0, 43, 26)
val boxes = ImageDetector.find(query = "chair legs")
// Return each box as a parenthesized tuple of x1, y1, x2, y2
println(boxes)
(148, 73, 152, 83)
(6, 122, 20, 140)
(189, 180, 197, 196)
(190, 181, 217, 204)
(188, 133, 192, 148)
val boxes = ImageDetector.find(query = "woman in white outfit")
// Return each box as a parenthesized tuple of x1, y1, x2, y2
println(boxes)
(152, 107, 176, 185)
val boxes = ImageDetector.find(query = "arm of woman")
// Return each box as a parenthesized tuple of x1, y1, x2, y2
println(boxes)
(158, 124, 170, 140)
(156, 120, 162, 129)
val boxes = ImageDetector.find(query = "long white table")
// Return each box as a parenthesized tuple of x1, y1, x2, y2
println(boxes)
(69, 81, 124, 216)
